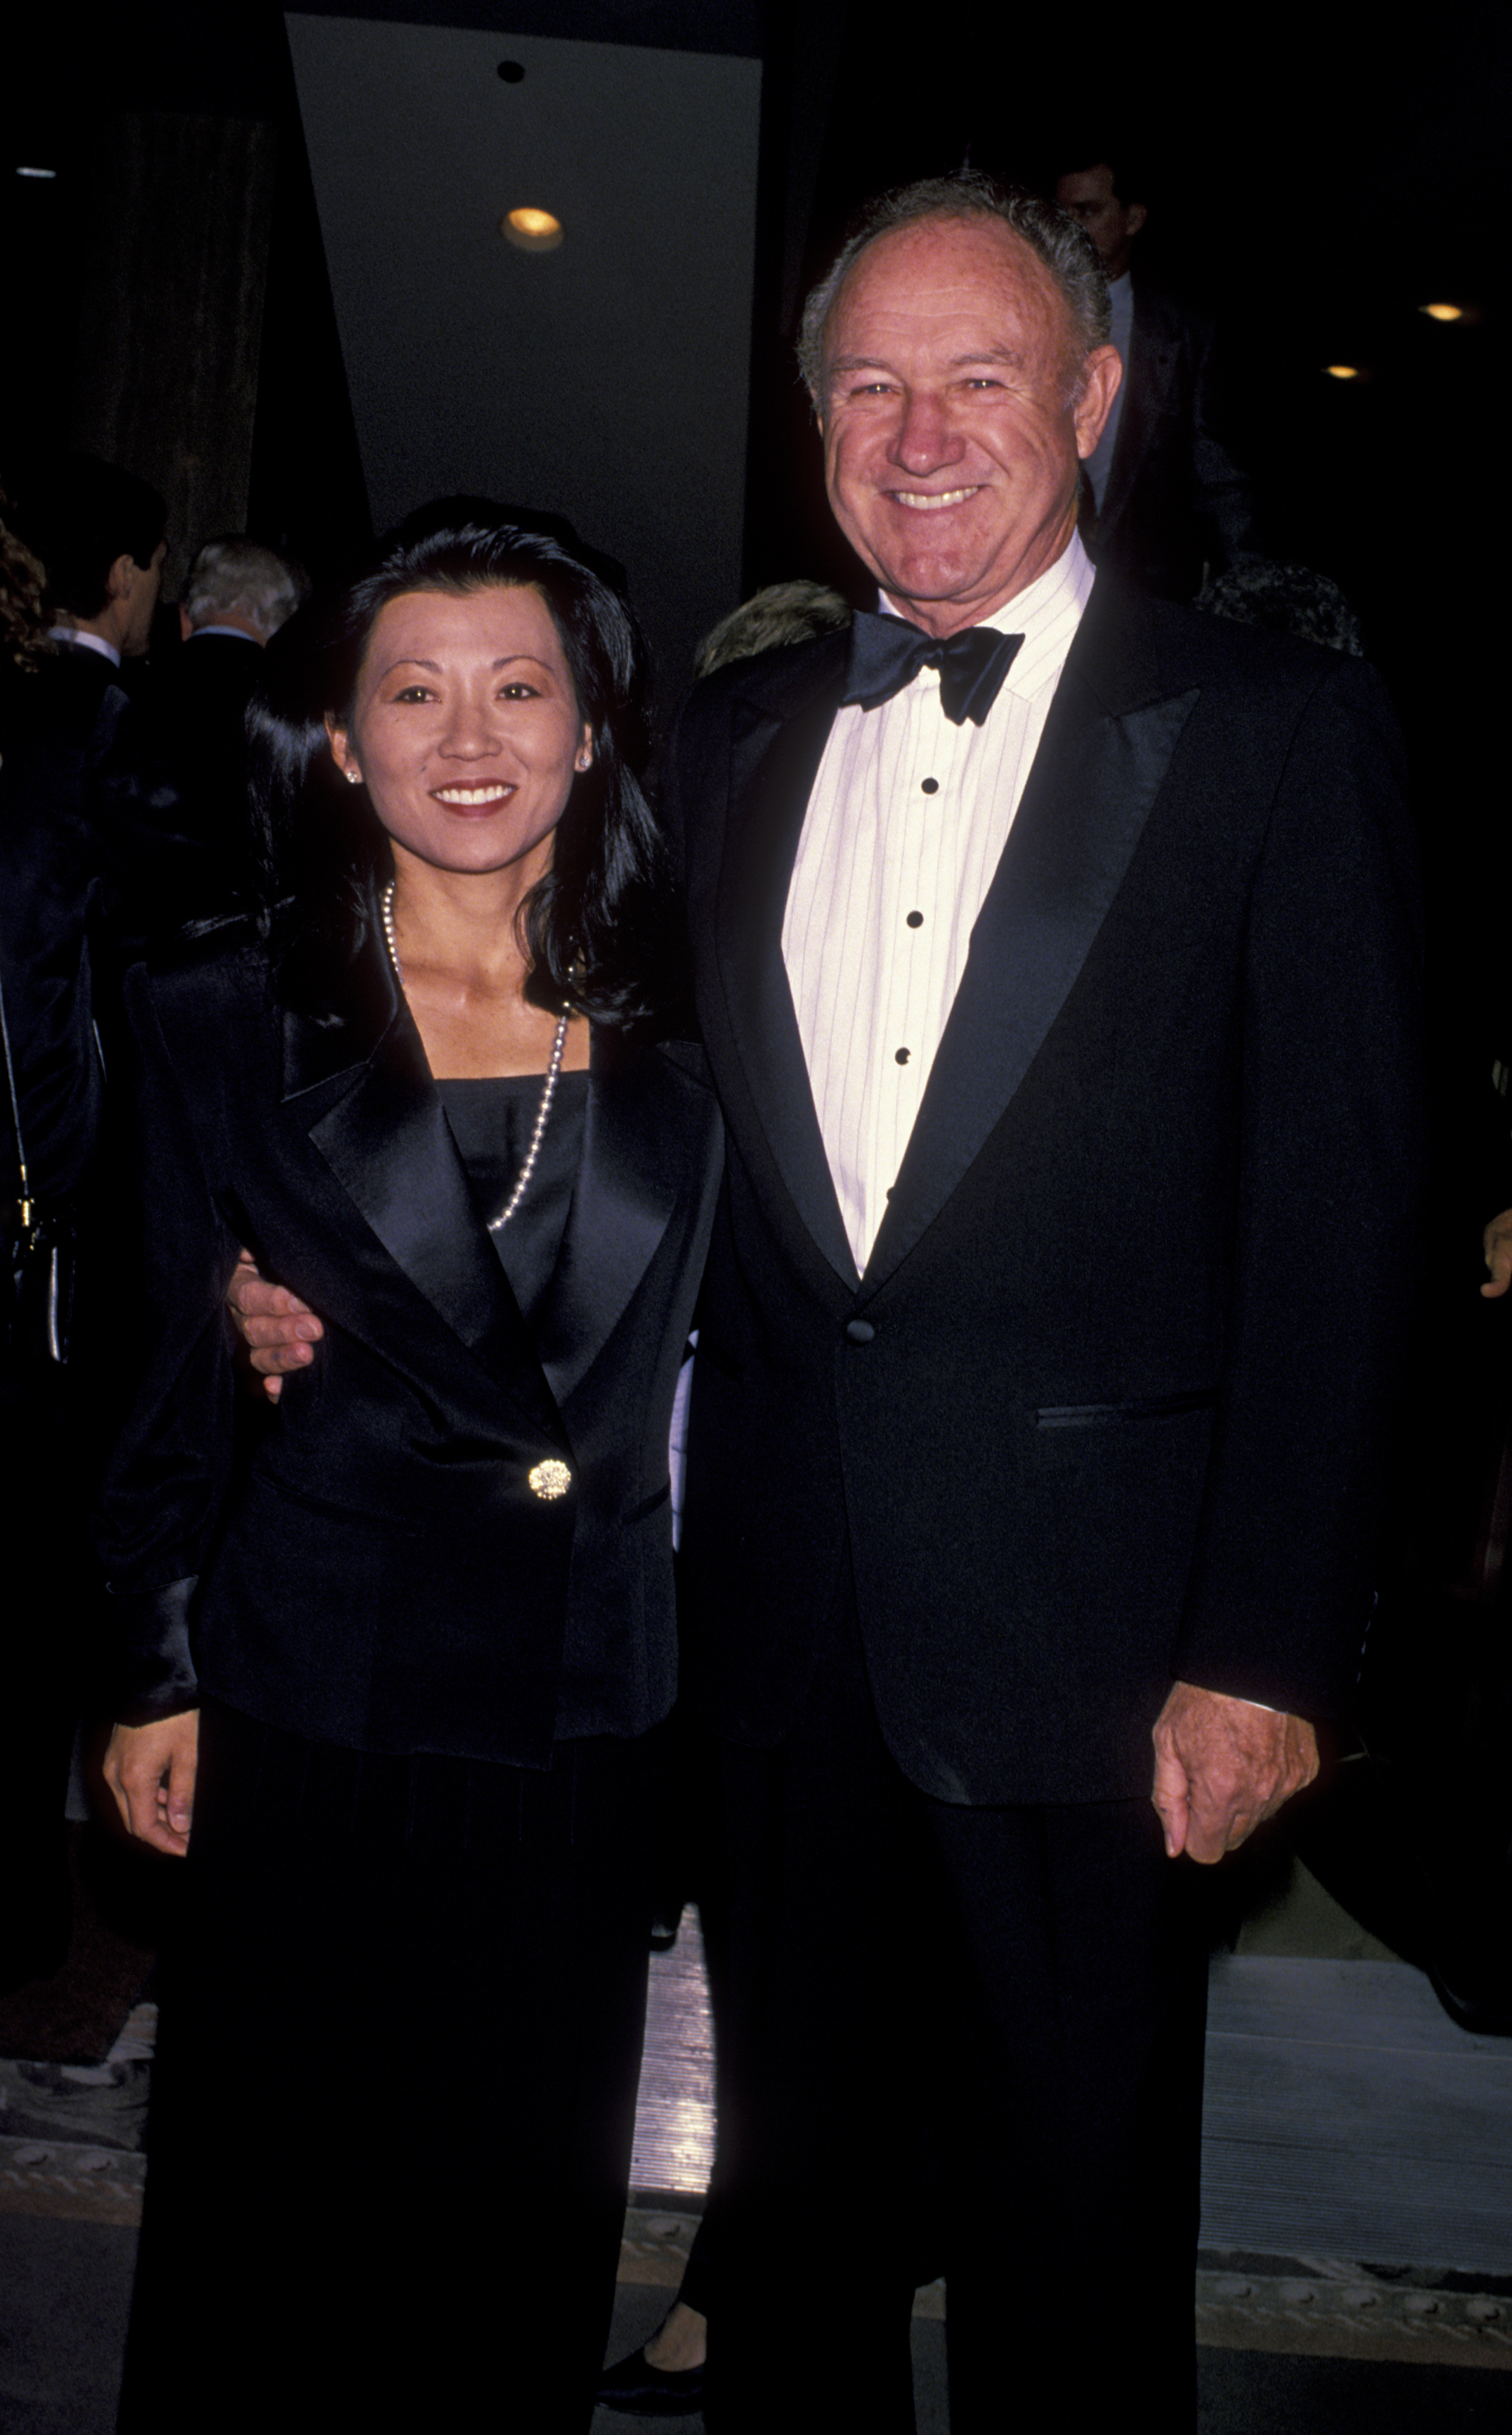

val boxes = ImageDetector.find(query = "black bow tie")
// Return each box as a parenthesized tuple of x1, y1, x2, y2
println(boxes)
(841, 611, 1024, 726)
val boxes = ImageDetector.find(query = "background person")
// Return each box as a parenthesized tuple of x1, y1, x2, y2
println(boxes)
(142, 533, 308, 910)
(1053, 147, 1259, 598)
(692, 578, 853, 679)
(6, 455, 212, 961)
(0, 493, 107, 1992)
(93, 505, 722, 2434)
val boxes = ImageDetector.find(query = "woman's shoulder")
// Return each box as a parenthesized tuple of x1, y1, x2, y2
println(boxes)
(131, 920, 276, 1040)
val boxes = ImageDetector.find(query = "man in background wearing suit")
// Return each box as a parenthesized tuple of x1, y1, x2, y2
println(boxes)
(665, 173, 1420, 2431)
(17, 453, 168, 684)
(1053, 150, 1258, 598)
(8, 457, 206, 959)
(142, 535, 307, 910)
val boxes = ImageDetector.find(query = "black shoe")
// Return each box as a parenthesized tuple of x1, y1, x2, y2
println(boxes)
(594, 2344, 705, 2416)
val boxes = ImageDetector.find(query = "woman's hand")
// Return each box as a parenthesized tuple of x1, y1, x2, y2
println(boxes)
(103, 1712, 200, 1855)
(228, 1248, 324, 1403)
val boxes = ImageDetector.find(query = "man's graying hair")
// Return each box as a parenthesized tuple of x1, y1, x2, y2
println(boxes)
(797, 172, 1110, 400)
(183, 537, 308, 640)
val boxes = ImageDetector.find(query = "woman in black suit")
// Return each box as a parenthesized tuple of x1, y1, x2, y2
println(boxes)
(96, 506, 722, 2433)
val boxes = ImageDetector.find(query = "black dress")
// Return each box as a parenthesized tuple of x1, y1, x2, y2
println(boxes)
(118, 1067, 674, 2435)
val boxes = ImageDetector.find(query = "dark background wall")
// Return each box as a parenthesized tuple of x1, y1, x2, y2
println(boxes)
(2, 1, 1504, 884)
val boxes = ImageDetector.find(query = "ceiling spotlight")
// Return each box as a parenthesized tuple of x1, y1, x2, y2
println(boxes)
(1420, 302, 1463, 322)
(15, 165, 58, 179)
(1325, 364, 1361, 380)
(502, 207, 562, 252)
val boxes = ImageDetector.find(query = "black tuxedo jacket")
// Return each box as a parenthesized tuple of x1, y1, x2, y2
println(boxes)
(666, 576, 1423, 1805)
(94, 925, 722, 1768)
(1091, 282, 1257, 601)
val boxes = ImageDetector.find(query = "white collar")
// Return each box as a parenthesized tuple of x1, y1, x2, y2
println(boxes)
(876, 530, 1095, 696)
(48, 624, 121, 667)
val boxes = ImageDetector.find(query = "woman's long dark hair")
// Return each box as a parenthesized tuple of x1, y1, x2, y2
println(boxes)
(247, 502, 674, 1029)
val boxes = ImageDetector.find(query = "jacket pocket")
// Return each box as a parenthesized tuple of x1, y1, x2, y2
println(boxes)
(625, 1481, 671, 1526)
(1034, 1390, 1218, 1430)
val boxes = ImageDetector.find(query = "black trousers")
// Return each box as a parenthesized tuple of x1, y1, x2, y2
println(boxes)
(697, 1571, 1208, 2434)
(119, 1700, 664, 2435)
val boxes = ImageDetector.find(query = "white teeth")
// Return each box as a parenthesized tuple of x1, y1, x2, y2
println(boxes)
(433, 785, 510, 805)
(894, 487, 979, 511)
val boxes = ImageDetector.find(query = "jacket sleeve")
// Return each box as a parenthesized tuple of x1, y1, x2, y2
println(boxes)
(93, 964, 243, 1722)
(0, 795, 105, 1207)
(1171, 656, 1427, 1717)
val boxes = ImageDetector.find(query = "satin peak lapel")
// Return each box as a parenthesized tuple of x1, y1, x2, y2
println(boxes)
(283, 960, 542, 1400)
(534, 1039, 687, 1409)
(864, 650, 1199, 1288)
(715, 665, 859, 1286)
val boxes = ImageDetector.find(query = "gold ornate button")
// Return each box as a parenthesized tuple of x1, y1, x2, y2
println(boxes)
(528, 1459, 572, 1502)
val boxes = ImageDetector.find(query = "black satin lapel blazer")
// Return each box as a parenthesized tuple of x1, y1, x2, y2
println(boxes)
(674, 590, 1196, 1299)
(665, 583, 1424, 1805)
(95, 922, 722, 1768)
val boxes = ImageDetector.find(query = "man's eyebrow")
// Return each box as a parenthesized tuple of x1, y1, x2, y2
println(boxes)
(826, 346, 1027, 379)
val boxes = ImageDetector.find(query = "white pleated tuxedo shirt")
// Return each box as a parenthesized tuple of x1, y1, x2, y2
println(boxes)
(782, 532, 1096, 1275)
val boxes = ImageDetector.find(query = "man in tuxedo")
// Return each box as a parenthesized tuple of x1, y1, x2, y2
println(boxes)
(662, 173, 1420, 2430)
(1053, 151, 1257, 597)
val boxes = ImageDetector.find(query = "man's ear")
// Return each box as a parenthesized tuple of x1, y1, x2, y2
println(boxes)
(1125, 202, 1148, 241)
(106, 551, 137, 604)
(1074, 345, 1123, 460)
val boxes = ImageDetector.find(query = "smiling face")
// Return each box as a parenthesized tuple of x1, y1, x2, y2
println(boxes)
(325, 583, 592, 886)
(816, 213, 1120, 637)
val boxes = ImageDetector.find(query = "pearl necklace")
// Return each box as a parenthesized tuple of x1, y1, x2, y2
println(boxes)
(380, 880, 571, 1233)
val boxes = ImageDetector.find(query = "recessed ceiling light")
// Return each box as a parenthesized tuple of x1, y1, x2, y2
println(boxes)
(15, 166, 57, 179)
(502, 207, 562, 252)
(1419, 302, 1463, 322)
(1325, 364, 1361, 380)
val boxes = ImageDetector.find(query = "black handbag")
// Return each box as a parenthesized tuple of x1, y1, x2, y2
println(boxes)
(1, 976, 75, 1367)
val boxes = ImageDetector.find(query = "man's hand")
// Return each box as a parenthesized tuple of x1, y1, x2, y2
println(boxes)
(1481, 1208, 1512, 1299)
(1151, 1680, 1318, 1864)
(228, 1248, 323, 1403)
(102, 1711, 200, 1856)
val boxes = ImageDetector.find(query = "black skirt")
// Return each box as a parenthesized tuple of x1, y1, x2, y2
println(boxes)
(119, 1698, 666, 2434)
